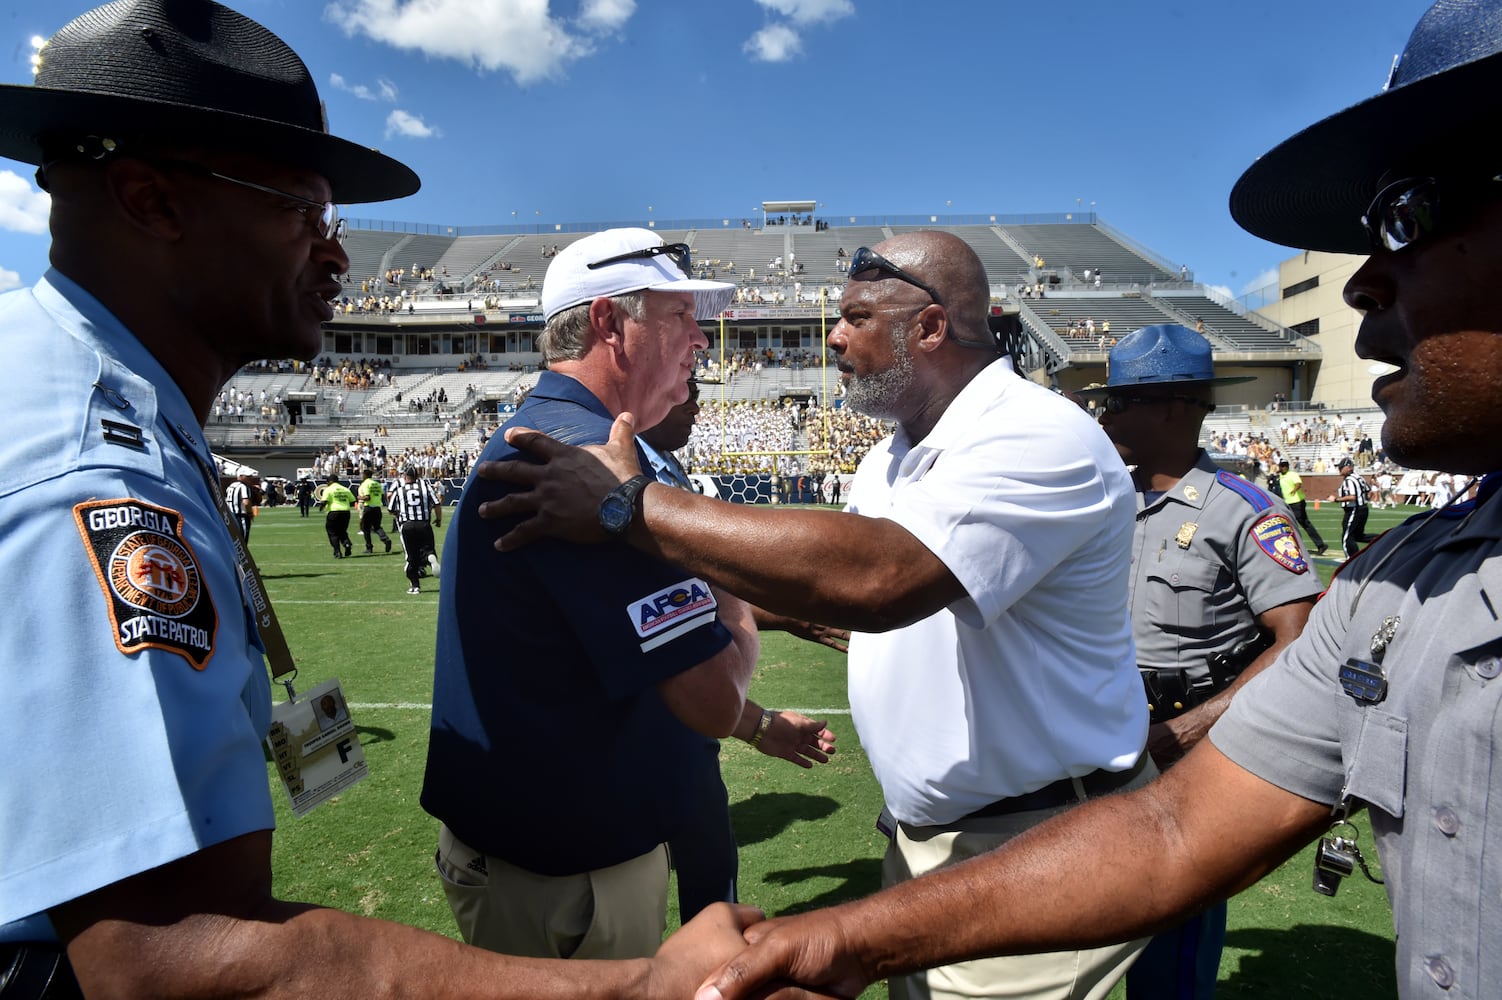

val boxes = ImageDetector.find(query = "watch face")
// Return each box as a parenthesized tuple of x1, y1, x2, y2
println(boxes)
(599, 493, 633, 535)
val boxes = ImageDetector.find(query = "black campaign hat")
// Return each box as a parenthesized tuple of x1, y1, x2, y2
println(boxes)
(1231, 0, 1502, 253)
(0, 0, 419, 204)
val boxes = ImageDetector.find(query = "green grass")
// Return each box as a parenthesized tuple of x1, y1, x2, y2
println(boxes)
(254, 502, 1404, 998)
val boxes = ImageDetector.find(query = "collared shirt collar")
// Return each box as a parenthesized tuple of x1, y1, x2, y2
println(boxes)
(1137, 450, 1218, 514)
(35, 268, 206, 459)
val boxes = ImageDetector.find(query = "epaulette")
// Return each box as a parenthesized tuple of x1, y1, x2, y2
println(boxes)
(1216, 470, 1273, 512)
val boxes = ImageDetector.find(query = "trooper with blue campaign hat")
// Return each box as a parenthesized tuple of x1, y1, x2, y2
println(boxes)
(0, 2, 750, 999)
(676, 3, 1502, 999)
(1085, 324, 1321, 1000)
(1087, 323, 1255, 392)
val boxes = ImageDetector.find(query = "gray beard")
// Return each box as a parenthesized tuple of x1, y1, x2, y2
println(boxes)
(844, 327, 914, 420)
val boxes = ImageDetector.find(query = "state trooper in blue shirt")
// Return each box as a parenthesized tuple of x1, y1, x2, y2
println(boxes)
(0, 5, 748, 998)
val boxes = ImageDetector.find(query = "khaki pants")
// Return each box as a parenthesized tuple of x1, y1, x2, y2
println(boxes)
(884, 786, 1152, 1000)
(434, 824, 668, 960)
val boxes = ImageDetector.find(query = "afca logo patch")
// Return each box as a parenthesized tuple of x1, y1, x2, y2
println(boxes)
(631, 579, 717, 640)
(74, 499, 218, 669)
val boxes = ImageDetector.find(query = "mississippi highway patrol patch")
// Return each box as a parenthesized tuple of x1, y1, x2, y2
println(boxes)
(74, 499, 218, 669)
(1249, 512, 1309, 574)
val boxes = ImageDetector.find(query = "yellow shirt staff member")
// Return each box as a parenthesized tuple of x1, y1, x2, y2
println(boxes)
(1276, 460, 1328, 555)
(318, 476, 356, 558)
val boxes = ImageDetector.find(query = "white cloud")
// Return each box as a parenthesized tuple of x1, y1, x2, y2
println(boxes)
(329, 73, 399, 102)
(744, 23, 803, 62)
(1240, 268, 1279, 297)
(744, 0, 853, 63)
(324, 0, 637, 86)
(1207, 284, 1234, 301)
(385, 109, 442, 139)
(753, 0, 853, 24)
(579, 0, 635, 33)
(0, 170, 49, 235)
(0, 267, 22, 293)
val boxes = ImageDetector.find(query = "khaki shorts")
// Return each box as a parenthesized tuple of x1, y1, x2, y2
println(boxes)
(434, 824, 669, 960)
(883, 775, 1154, 1000)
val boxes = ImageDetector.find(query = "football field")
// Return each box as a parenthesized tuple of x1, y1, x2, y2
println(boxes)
(254, 500, 1405, 998)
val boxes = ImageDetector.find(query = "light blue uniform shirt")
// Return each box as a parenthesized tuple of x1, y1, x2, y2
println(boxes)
(0, 272, 274, 942)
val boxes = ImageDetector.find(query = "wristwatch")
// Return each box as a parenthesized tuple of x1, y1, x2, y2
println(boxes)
(598, 475, 653, 537)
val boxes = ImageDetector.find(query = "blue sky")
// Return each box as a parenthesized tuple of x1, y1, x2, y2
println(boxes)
(0, 0, 1430, 299)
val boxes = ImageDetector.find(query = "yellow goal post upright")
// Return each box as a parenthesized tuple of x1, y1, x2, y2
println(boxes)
(700, 289, 840, 476)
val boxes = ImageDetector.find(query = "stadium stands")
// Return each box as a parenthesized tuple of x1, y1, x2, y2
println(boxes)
(211, 213, 1333, 483)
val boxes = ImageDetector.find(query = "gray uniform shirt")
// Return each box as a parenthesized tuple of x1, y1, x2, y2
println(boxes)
(1130, 452, 1322, 680)
(1212, 475, 1502, 998)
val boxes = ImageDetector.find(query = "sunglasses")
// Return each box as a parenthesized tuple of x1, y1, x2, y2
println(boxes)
(143, 156, 346, 242)
(847, 246, 943, 306)
(1102, 394, 1214, 415)
(587, 242, 692, 277)
(1361, 174, 1502, 252)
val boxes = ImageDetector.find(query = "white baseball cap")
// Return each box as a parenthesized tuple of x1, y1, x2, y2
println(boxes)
(541, 228, 735, 321)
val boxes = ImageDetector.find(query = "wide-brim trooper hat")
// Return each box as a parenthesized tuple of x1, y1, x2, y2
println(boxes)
(1075, 324, 1256, 396)
(542, 228, 735, 322)
(1230, 0, 1502, 253)
(0, 0, 419, 204)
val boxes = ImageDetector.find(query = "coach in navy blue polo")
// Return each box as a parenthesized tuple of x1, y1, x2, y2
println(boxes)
(420, 229, 757, 960)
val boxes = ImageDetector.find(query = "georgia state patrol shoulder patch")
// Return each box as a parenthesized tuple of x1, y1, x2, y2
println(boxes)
(1249, 512, 1309, 574)
(74, 499, 218, 668)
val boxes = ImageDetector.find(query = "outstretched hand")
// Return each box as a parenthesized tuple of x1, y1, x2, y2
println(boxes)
(755, 711, 837, 768)
(473, 412, 646, 550)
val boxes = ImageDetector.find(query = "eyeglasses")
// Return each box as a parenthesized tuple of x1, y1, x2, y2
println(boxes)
(587, 242, 692, 277)
(144, 157, 346, 242)
(1103, 394, 1214, 415)
(1361, 173, 1502, 252)
(848, 246, 943, 306)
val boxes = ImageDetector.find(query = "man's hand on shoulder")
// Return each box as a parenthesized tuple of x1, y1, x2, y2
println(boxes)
(474, 413, 645, 550)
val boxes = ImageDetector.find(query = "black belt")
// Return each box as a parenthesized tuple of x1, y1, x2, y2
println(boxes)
(963, 755, 1151, 819)
(0, 942, 83, 1000)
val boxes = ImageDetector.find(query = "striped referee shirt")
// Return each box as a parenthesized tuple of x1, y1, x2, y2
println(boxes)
(224, 480, 251, 514)
(388, 479, 439, 525)
(1339, 471, 1371, 508)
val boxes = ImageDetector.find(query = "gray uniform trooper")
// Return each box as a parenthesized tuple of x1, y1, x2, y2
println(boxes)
(1127, 452, 1323, 719)
(1085, 324, 1322, 1000)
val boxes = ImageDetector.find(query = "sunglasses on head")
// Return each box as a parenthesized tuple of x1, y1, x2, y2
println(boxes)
(587, 242, 692, 278)
(1361, 173, 1502, 253)
(847, 246, 943, 306)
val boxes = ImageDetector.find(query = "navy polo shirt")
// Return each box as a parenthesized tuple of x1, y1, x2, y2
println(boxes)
(421, 372, 731, 876)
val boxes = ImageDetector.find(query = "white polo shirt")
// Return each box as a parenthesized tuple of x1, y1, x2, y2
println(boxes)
(846, 358, 1146, 827)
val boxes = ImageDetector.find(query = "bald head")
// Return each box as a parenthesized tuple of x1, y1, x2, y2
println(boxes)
(870, 231, 993, 349)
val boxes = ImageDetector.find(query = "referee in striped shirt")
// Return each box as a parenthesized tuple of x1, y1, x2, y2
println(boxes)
(1333, 457, 1374, 560)
(387, 466, 443, 594)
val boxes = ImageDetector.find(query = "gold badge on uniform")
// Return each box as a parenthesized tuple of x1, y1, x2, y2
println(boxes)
(1183, 484, 1200, 502)
(1175, 522, 1198, 548)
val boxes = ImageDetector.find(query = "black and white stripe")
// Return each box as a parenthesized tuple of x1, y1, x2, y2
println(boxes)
(388, 480, 438, 525)
(1340, 472, 1370, 508)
